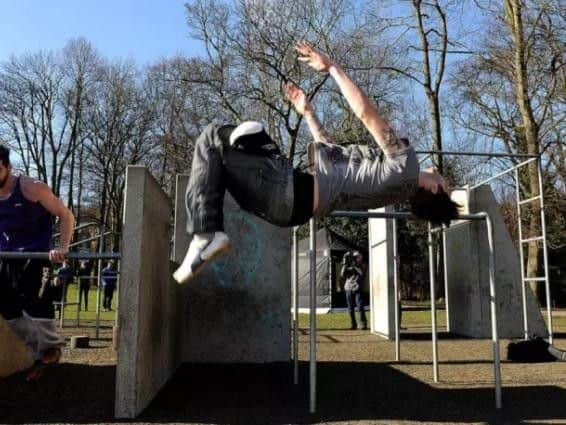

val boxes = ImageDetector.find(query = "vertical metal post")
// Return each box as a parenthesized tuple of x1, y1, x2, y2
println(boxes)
(114, 261, 120, 327)
(442, 226, 450, 333)
(428, 223, 439, 383)
(59, 278, 66, 329)
(292, 227, 299, 385)
(95, 225, 105, 339)
(309, 218, 317, 413)
(392, 218, 400, 362)
(486, 215, 503, 409)
(514, 169, 529, 339)
(537, 159, 553, 344)
(76, 275, 80, 327)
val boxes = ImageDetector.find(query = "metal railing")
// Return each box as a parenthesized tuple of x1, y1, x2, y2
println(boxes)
(292, 210, 502, 413)
(0, 248, 121, 338)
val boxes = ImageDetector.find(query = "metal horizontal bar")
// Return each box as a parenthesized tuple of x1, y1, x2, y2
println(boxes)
(518, 195, 541, 206)
(430, 219, 472, 234)
(415, 150, 539, 159)
(329, 211, 488, 221)
(520, 236, 544, 244)
(470, 157, 538, 190)
(0, 251, 121, 260)
(524, 277, 547, 282)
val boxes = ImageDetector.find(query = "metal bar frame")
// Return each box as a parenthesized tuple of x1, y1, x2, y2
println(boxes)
(509, 155, 554, 342)
(292, 227, 299, 385)
(470, 157, 538, 190)
(309, 218, 317, 413)
(392, 218, 400, 362)
(416, 150, 538, 159)
(299, 210, 502, 412)
(442, 225, 450, 333)
(428, 222, 439, 383)
(0, 252, 121, 260)
(95, 226, 106, 339)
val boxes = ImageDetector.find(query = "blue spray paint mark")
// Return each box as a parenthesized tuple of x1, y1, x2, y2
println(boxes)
(211, 212, 265, 287)
(257, 310, 282, 329)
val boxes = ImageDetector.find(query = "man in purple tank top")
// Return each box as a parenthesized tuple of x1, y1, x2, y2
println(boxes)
(0, 145, 75, 381)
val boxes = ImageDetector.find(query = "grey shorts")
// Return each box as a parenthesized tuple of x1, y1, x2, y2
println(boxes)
(309, 142, 420, 216)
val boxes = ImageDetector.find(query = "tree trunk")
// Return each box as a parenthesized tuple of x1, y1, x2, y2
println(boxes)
(505, 0, 542, 297)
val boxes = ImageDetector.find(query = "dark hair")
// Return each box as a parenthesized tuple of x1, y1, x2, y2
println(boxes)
(409, 187, 460, 227)
(0, 145, 10, 166)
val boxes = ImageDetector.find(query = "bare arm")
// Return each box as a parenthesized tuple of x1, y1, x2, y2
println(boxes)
(295, 41, 405, 156)
(22, 178, 75, 262)
(285, 81, 332, 143)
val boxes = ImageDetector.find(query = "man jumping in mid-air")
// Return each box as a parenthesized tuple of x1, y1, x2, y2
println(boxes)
(173, 42, 457, 284)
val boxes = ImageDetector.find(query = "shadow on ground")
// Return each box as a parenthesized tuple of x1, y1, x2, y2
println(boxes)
(1, 361, 565, 424)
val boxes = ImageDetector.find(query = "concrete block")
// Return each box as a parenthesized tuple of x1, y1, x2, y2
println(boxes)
(368, 206, 396, 339)
(115, 166, 184, 418)
(174, 175, 291, 363)
(446, 185, 547, 338)
(0, 316, 33, 377)
(70, 335, 89, 349)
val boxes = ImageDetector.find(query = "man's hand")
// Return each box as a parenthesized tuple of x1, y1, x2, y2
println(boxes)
(49, 247, 68, 263)
(418, 167, 450, 194)
(286, 81, 313, 116)
(295, 41, 333, 73)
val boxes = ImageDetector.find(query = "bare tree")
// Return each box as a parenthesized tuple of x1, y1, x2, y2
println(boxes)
(184, 0, 402, 162)
(83, 60, 155, 250)
(450, 0, 565, 293)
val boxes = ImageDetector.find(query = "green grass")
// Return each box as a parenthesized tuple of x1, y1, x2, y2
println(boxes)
(298, 308, 446, 330)
(298, 307, 566, 331)
(58, 283, 117, 322)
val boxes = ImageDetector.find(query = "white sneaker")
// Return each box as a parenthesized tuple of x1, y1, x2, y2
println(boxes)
(173, 232, 230, 284)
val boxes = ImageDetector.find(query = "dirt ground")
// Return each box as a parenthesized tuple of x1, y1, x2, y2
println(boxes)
(1, 321, 566, 425)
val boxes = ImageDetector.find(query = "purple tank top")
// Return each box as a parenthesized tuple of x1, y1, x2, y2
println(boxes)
(0, 177, 53, 252)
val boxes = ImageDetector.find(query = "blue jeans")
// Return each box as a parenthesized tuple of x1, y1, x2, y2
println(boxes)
(345, 290, 367, 329)
(185, 124, 295, 235)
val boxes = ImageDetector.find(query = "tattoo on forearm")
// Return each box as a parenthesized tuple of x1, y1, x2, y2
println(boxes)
(382, 127, 405, 155)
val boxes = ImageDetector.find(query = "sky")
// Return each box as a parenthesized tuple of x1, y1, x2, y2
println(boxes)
(0, 0, 204, 65)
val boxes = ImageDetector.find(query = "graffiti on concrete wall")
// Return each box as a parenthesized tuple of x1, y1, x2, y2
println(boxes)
(211, 211, 264, 287)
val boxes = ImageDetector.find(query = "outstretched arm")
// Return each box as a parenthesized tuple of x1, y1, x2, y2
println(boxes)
(285, 81, 332, 144)
(295, 41, 404, 157)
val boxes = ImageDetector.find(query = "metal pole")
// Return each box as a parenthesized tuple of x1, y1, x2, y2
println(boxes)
(114, 266, 120, 327)
(330, 211, 488, 221)
(442, 226, 450, 333)
(392, 218, 400, 362)
(95, 225, 105, 339)
(537, 159, 553, 344)
(292, 227, 299, 385)
(415, 150, 538, 159)
(0, 252, 121, 260)
(470, 157, 538, 190)
(514, 169, 529, 339)
(309, 218, 317, 413)
(486, 215, 503, 409)
(428, 223, 439, 383)
(76, 274, 80, 327)
(59, 278, 66, 329)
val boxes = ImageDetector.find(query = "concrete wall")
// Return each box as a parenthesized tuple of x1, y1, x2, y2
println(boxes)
(174, 175, 291, 363)
(115, 166, 184, 418)
(446, 185, 547, 338)
(368, 206, 396, 339)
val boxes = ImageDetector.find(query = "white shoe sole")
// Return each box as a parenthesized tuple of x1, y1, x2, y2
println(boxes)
(173, 239, 230, 285)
